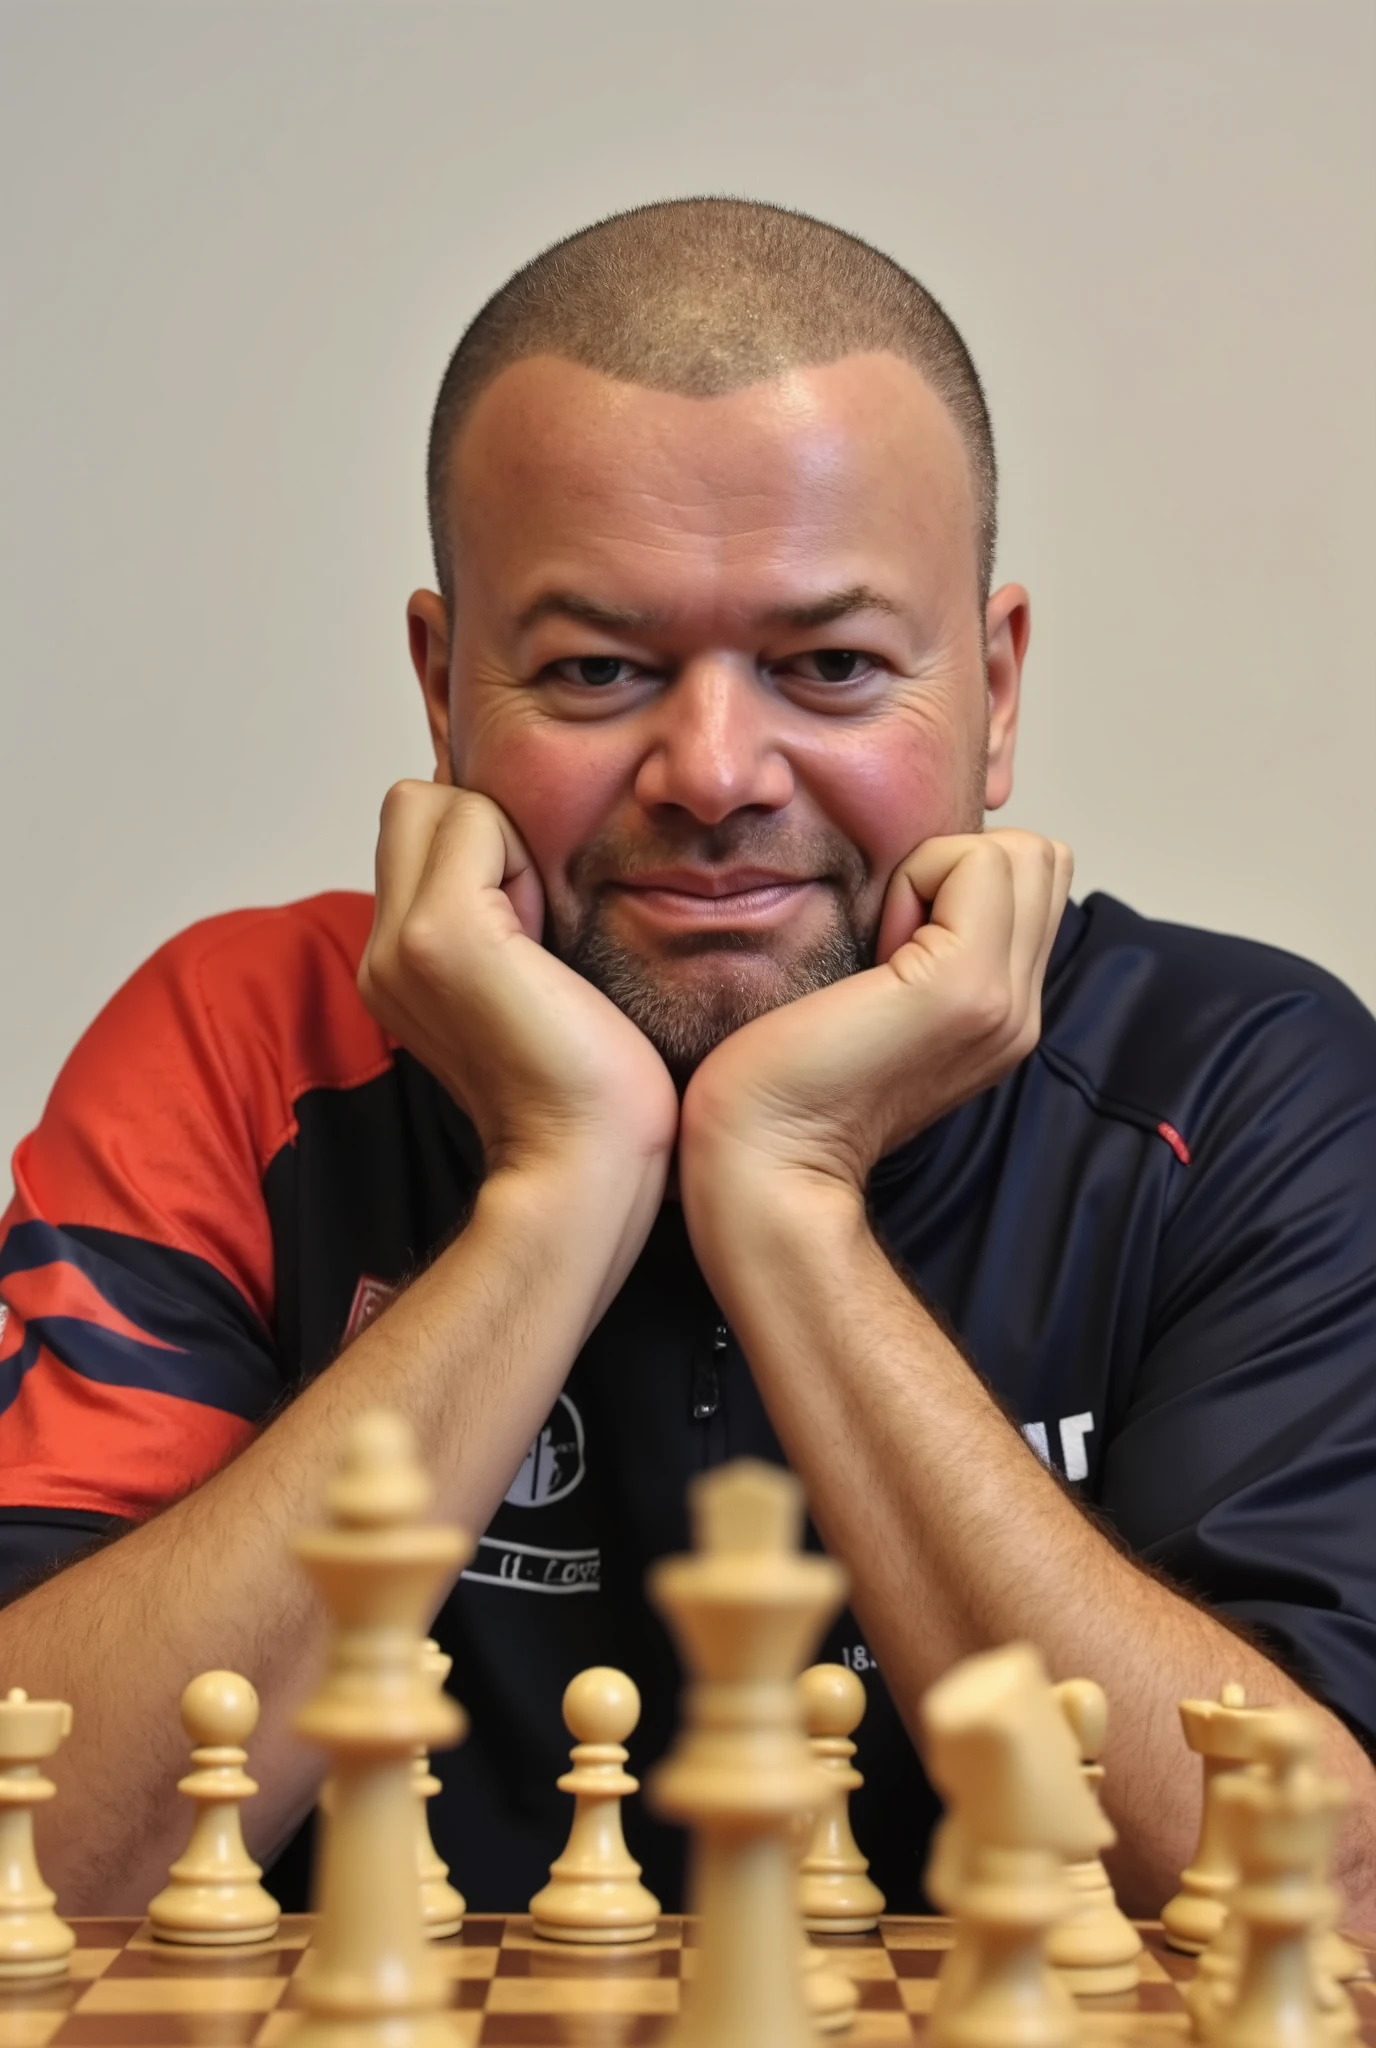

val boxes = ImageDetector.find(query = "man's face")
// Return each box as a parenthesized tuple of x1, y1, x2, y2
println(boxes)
(411, 351, 1025, 1080)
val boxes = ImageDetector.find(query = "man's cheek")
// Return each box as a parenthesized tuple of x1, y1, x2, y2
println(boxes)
(484, 746, 622, 902)
(809, 751, 962, 888)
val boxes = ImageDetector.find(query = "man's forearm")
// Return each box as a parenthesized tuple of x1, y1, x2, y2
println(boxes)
(4, 1156, 645, 1914)
(699, 1179, 1376, 1918)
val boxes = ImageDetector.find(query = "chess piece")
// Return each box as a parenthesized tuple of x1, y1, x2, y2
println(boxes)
(798, 1663, 886, 1934)
(1163, 1683, 1273, 1955)
(921, 1641, 1112, 2048)
(284, 1409, 471, 2048)
(0, 1688, 75, 1980)
(415, 1641, 465, 1939)
(1046, 1678, 1141, 1994)
(1206, 1709, 1349, 2048)
(801, 1932, 860, 2033)
(1322, 1930, 1368, 1987)
(1188, 1711, 1358, 2045)
(648, 1458, 847, 2048)
(1190, 1795, 1253, 2039)
(1311, 1941, 1363, 2038)
(529, 1666, 661, 1943)
(320, 1638, 467, 1938)
(1185, 1704, 1287, 2028)
(148, 1671, 280, 1945)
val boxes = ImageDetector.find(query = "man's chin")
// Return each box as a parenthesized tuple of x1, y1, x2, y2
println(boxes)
(558, 922, 873, 1084)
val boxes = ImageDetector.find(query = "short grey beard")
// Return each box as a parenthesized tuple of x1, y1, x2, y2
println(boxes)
(555, 908, 876, 1088)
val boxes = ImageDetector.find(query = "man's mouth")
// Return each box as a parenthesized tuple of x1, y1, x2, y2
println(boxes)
(607, 868, 821, 931)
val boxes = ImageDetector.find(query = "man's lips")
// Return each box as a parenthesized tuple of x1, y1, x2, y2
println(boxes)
(606, 869, 822, 929)
(615, 867, 815, 898)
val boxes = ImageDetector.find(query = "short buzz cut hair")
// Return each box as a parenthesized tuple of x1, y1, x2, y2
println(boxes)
(426, 196, 997, 611)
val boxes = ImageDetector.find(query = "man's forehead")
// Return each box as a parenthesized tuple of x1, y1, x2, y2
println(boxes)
(449, 351, 975, 528)
(443, 356, 980, 637)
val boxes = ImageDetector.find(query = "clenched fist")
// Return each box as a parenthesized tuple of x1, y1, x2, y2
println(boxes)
(678, 829, 1074, 1239)
(358, 782, 679, 1184)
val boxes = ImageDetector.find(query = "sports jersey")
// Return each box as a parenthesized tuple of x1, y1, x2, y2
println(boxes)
(2, 890, 1374, 1913)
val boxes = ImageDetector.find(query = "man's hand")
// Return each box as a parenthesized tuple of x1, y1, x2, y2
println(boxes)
(678, 830, 1074, 1232)
(359, 779, 678, 1189)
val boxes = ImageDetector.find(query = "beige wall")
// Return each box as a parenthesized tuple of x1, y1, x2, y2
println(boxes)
(1, 0, 1372, 1170)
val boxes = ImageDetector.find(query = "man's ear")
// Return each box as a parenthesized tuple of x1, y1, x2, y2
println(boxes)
(407, 589, 454, 785)
(983, 583, 1030, 812)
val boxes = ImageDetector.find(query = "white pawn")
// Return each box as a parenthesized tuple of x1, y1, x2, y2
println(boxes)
(415, 1641, 465, 1939)
(1047, 1678, 1142, 1994)
(798, 1663, 886, 1934)
(149, 1671, 280, 1946)
(529, 1668, 661, 1943)
(0, 1688, 75, 1980)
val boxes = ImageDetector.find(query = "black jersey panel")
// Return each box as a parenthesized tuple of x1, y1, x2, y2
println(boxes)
(261, 1049, 482, 1383)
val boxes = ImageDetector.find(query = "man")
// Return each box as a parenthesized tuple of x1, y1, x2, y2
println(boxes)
(1, 198, 1373, 1922)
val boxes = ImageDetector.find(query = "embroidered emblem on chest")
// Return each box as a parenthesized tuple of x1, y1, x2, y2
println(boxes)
(504, 1392, 586, 1507)
(342, 1274, 399, 1346)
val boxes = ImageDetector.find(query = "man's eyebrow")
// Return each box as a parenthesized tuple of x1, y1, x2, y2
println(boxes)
(515, 591, 660, 635)
(757, 584, 906, 630)
(516, 583, 908, 638)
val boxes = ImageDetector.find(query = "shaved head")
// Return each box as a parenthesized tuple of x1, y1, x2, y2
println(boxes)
(426, 197, 997, 611)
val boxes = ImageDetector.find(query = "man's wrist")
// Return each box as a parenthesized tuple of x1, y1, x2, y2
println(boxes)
(681, 1148, 873, 1306)
(454, 1145, 667, 1349)
(479, 1140, 666, 1236)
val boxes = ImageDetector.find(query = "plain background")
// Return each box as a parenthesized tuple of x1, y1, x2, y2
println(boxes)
(1, 0, 1373, 1174)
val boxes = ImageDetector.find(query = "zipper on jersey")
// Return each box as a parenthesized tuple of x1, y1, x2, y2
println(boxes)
(691, 1321, 727, 1422)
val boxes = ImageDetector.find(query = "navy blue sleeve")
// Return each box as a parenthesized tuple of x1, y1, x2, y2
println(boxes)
(1098, 967, 1376, 1752)
(0, 1508, 133, 1605)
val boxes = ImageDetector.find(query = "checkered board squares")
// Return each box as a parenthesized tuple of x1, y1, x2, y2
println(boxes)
(0, 1917, 1370, 2048)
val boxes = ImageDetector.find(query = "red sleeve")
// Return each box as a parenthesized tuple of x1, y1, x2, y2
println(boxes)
(0, 892, 385, 1521)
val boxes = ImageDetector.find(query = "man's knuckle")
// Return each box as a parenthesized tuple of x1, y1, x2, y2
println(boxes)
(1014, 1011, 1041, 1061)
(984, 839, 1016, 884)
(953, 971, 1013, 1038)
(357, 947, 401, 1029)
(379, 779, 419, 824)
(395, 914, 443, 978)
(362, 935, 399, 997)
(445, 787, 484, 827)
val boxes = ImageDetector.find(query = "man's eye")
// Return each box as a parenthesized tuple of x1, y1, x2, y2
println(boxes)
(790, 650, 874, 684)
(550, 657, 639, 688)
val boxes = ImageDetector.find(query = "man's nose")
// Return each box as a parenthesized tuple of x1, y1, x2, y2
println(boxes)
(632, 658, 794, 822)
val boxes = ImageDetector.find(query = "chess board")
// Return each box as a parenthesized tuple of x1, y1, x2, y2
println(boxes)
(2, 1916, 1372, 2047)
